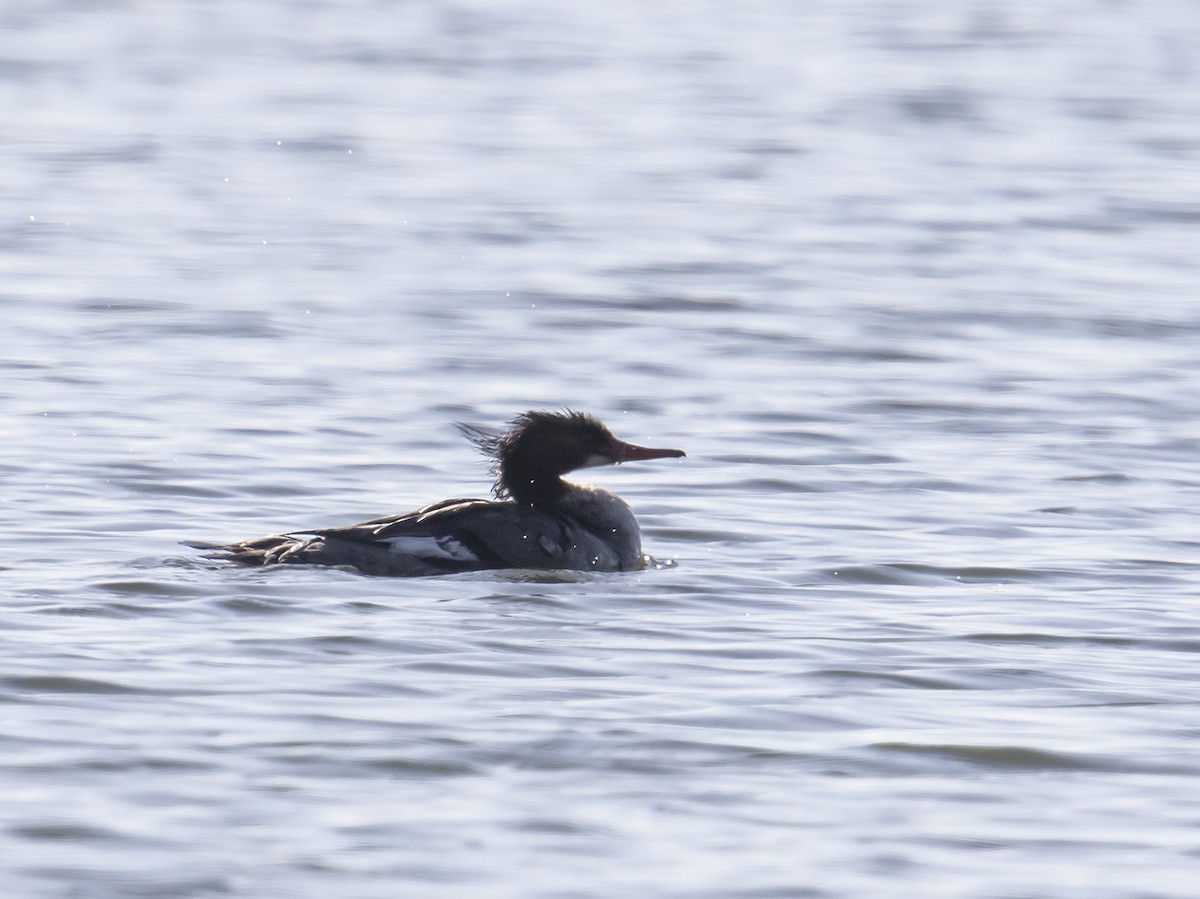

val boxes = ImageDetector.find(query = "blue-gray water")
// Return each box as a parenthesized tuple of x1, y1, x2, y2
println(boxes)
(4, 1, 1200, 897)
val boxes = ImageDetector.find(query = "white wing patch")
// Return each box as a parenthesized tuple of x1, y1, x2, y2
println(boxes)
(384, 535, 479, 563)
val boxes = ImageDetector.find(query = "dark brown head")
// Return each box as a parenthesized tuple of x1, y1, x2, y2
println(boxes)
(460, 410, 685, 507)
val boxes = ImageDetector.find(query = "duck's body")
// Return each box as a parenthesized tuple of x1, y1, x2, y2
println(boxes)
(189, 411, 684, 577)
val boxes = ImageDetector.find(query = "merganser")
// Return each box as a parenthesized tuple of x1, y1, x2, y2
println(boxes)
(188, 410, 685, 576)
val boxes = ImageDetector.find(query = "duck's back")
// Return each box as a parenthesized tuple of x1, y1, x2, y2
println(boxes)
(194, 488, 645, 576)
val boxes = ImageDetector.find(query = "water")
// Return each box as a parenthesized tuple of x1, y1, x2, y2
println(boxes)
(4, 1, 1200, 896)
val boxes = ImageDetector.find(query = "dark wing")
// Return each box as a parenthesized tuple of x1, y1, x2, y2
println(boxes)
(305, 498, 573, 571)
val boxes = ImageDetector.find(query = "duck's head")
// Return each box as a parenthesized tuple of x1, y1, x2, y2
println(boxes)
(461, 410, 685, 506)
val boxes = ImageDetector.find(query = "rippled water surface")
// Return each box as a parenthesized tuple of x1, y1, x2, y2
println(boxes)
(4, 1, 1200, 896)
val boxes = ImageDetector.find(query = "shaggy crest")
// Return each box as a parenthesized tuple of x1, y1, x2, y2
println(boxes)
(457, 410, 613, 505)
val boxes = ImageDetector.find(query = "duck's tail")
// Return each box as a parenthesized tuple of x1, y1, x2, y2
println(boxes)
(183, 535, 306, 566)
